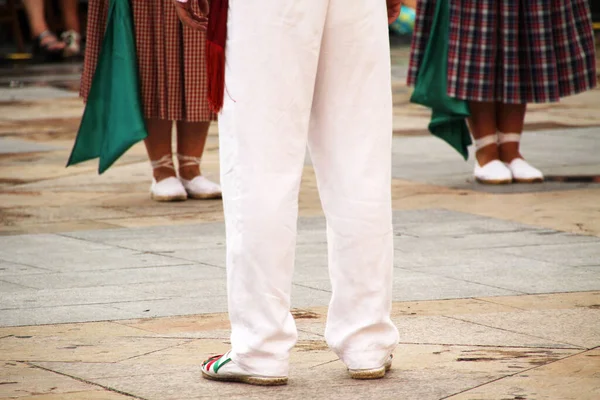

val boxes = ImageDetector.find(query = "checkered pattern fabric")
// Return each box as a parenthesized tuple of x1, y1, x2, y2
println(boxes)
(407, 0, 597, 104)
(81, 0, 216, 122)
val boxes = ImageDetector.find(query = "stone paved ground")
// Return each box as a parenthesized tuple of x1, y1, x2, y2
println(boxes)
(0, 43, 599, 399)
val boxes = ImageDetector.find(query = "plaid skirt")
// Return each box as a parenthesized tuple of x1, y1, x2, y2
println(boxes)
(407, 0, 597, 104)
(81, 0, 216, 122)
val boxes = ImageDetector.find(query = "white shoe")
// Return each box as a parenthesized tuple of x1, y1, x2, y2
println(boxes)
(149, 154, 187, 201)
(61, 30, 81, 57)
(150, 177, 188, 202)
(348, 355, 393, 380)
(180, 176, 222, 199)
(176, 153, 222, 199)
(505, 158, 544, 183)
(201, 351, 288, 386)
(474, 160, 513, 184)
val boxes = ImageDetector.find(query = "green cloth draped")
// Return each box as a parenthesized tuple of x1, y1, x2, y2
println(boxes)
(67, 0, 147, 174)
(409, 0, 472, 160)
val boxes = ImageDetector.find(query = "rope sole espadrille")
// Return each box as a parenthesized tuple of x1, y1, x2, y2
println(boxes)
(201, 351, 288, 386)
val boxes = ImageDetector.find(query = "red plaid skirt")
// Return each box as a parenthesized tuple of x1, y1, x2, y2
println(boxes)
(408, 0, 597, 104)
(81, 0, 216, 122)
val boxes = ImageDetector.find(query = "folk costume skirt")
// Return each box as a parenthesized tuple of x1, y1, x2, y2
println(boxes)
(408, 0, 597, 104)
(81, 0, 216, 122)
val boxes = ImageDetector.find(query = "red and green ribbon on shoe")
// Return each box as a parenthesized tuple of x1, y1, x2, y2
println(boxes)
(203, 353, 232, 374)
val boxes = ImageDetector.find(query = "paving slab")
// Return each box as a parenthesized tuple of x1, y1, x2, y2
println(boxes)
(394, 228, 599, 250)
(1, 210, 598, 326)
(1, 290, 597, 399)
(0, 319, 156, 339)
(0, 305, 139, 327)
(0, 261, 50, 277)
(389, 127, 600, 192)
(1, 264, 223, 291)
(299, 267, 522, 302)
(1, 392, 136, 400)
(455, 308, 600, 349)
(0, 285, 171, 310)
(410, 260, 600, 294)
(0, 138, 63, 154)
(480, 291, 600, 311)
(298, 313, 576, 349)
(0, 87, 78, 102)
(494, 241, 600, 267)
(0, 361, 95, 399)
(0, 246, 195, 273)
(28, 344, 579, 400)
(0, 333, 190, 363)
(447, 348, 600, 400)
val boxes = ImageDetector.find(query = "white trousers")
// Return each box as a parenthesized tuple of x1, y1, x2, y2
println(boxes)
(219, 0, 399, 377)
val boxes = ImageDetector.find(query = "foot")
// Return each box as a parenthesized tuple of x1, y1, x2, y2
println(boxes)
(201, 351, 288, 386)
(180, 176, 222, 199)
(33, 31, 65, 61)
(150, 177, 188, 202)
(176, 154, 222, 199)
(474, 159, 513, 184)
(61, 30, 81, 57)
(348, 355, 393, 380)
(505, 158, 544, 183)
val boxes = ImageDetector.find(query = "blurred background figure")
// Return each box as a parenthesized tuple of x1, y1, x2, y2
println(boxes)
(21, 0, 81, 60)
(389, 0, 416, 36)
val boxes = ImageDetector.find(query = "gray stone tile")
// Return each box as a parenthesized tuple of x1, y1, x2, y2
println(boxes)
(391, 270, 521, 301)
(106, 295, 230, 319)
(0, 261, 50, 276)
(295, 230, 327, 245)
(394, 315, 578, 349)
(2, 208, 597, 326)
(0, 285, 164, 310)
(0, 305, 139, 327)
(290, 284, 331, 308)
(455, 308, 600, 349)
(0, 233, 111, 255)
(495, 242, 600, 267)
(63, 223, 226, 244)
(395, 223, 593, 242)
(0, 86, 77, 102)
(106, 281, 329, 320)
(2, 264, 225, 290)
(0, 138, 63, 154)
(412, 262, 600, 294)
(94, 237, 226, 253)
(0, 246, 194, 272)
(128, 279, 227, 299)
(0, 280, 34, 293)
(32, 362, 192, 380)
(299, 269, 520, 302)
(167, 247, 226, 267)
(296, 217, 327, 231)
(392, 209, 481, 225)
(293, 263, 330, 283)
(172, 242, 330, 271)
(394, 247, 527, 269)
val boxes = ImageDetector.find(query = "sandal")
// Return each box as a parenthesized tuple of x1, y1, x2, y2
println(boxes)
(177, 154, 222, 199)
(348, 354, 393, 380)
(201, 351, 288, 386)
(33, 31, 65, 62)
